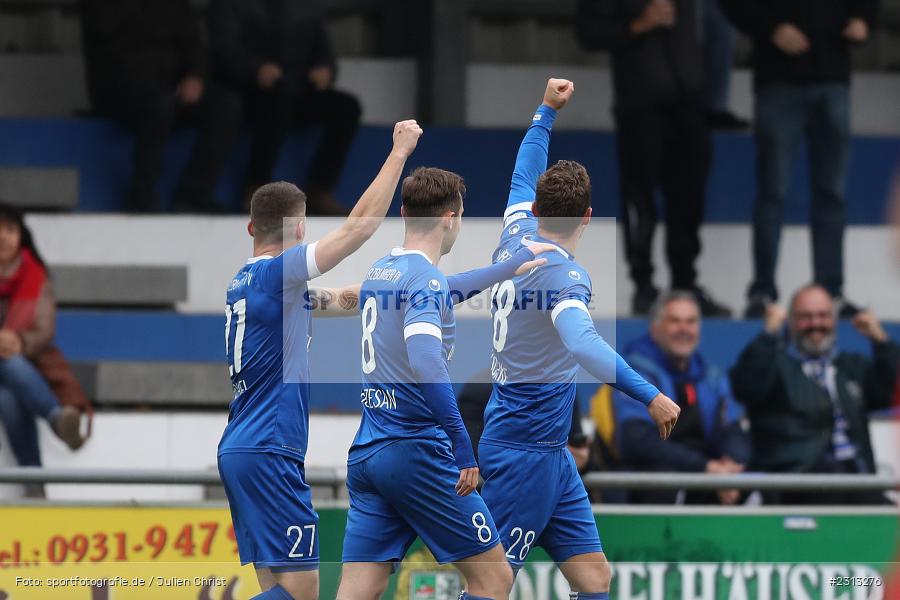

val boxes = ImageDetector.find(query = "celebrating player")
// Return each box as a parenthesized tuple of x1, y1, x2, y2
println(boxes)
(336, 167, 556, 600)
(478, 80, 681, 599)
(218, 120, 423, 600)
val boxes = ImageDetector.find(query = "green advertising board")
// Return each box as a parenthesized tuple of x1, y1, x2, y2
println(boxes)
(315, 506, 898, 599)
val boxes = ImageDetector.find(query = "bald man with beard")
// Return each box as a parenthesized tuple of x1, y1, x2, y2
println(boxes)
(730, 284, 900, 504)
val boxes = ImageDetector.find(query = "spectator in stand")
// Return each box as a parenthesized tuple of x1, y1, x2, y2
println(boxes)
(82, 0, 242, 213)
(576, 0, 731, 317)
(730, 284, 899, 504)
(209, 0, 362, 215)
(0, 204, 90, 497)
(613, 291, 750, 504)
(719, 0, 878, 318)
(703, 0, 749, 130)
(457, 370, 589, 470)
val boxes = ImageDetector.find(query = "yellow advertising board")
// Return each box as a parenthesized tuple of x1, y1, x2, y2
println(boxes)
(0, 506, 259, 599)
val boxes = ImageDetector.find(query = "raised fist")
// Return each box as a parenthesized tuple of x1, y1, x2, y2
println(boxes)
(543, 78, 575, 111)
(764, 303, 788, 335)
(392, 119, 423, 158)
(852, 311, 888, 343)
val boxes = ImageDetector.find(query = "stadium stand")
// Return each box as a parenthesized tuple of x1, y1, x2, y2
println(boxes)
(2, 120, 899, 221)
(0, 0, 896, 510)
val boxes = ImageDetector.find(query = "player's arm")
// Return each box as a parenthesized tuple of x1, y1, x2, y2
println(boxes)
(405, 331, 479, 496)
(305, 284, 360, 317)
(503, 78, 574, 225)
(445, 244, 555, 304)
(312, 120, 423, 275)
(551, 301, 681, 439)
(402, 276, 479, 495)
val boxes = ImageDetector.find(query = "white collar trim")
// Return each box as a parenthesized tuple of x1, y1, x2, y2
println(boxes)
(522, 235, 570, 259)
(390, 247, 433, 264)
(247, 254, 276, 264)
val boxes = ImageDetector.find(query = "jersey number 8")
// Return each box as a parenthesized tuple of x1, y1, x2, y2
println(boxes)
(491, 280, 516, 352)
(361, 296, 378, 374)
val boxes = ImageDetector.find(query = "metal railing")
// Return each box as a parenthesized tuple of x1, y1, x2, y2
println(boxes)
(2, 467, 898, 495)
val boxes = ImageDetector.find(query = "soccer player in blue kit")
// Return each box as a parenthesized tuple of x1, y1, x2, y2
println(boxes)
(336, 168, 557, 600)
(218, 120, 423, 600)
(478, 80, 681, 599)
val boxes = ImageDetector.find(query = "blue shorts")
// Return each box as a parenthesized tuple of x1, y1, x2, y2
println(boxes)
(218, 451, 319, 570)
(342, 438, 501, 565)
(479, 443, 602, 569)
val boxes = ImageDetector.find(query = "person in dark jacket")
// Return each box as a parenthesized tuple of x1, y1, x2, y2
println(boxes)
(209, 0, 361, 215)
(576, 0, 730, 317)
(613, 291, 750, 504)
(702, 0, 748, 130)
(719, 0, 878, 318)
(82, 0, 242, 213)
(730, 284, 899, 504)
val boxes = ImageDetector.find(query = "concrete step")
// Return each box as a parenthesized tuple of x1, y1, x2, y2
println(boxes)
(73, 361, 230, 407)
(0, 166, 77, 210)
(50, 264, 188, 308)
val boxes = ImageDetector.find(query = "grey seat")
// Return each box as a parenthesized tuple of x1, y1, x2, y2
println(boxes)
(0, 167, 78, 210)
(73, 361, 231, 408)
(50, 265, 187, 308)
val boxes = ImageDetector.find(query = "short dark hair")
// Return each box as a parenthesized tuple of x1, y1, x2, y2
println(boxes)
(534, 160, 591, 234)
(401, 167, 465, 230)
(250, 182, 306, 243)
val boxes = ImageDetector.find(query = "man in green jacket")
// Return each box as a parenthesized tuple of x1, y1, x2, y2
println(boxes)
(730, 284, 899, 504)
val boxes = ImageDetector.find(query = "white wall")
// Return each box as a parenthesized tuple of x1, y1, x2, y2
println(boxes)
(1, 413, 896, 501)
(26, 215, 900, 319)
(0, 413, 358, 501)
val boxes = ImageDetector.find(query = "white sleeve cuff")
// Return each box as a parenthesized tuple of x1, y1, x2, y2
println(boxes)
(306, 241, 321, 280)
(503, 202, 533, 225)
(404, 322, 442, 341)
(550, 299, 590, 324)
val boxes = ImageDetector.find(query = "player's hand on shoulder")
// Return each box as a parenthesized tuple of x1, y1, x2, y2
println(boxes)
(543, 78, 575, 111)
(392, 119, 423, 159)
(524, 242, 557, 257)
(513, 241, 556, 275)
(647, 392, 680, 440)
(455, 466, 480, 496)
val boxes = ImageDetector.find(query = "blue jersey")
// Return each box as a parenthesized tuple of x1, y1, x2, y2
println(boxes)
(481, 209, 592, 451)
(219, 243, 321, 461)
(348, 248, 456, 464)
